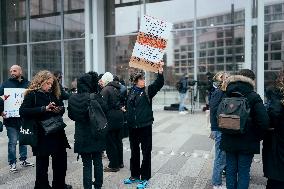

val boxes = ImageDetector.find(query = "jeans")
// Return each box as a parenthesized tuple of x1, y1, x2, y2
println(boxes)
(81, 152, 103, 189)
(6, 126, 27, 165)
(212, 131, 226, 186)
(226, 152, 254, 189)
(179, 93, 186, 111)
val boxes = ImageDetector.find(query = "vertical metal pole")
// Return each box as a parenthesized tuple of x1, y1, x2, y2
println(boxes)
(245, 0, 252, 70)
(60, 0, 65, 86)
(26, 0, 31, 80)
(193, 0, 199, 108)
(257, 0, 264, 99)
(231, 3, 236, 71)
(84, 0, 91, 72)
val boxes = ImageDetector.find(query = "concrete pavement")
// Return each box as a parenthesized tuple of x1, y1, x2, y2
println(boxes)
(0, 110, 266, 189)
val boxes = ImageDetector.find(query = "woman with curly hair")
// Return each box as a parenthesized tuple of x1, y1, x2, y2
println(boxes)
(19, 70, 71, 189)
(263, 71, 284, 189)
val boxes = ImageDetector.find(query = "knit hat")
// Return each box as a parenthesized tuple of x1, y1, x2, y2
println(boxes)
(101, 72, 113, 87)
(130, 70, 144, 84)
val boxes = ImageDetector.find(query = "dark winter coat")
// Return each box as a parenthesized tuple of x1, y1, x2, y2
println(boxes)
(220, 75, 269, 154)
(263, 86, 284, 182)
(127, 73, 164, 128)
(0, 77, 29, 128)
(100, 81, 124, 130)
(0, 98, 4, 113)
(179, 76, 188, 94)
(19, 90, 70, 156)
(59, 83, 70, 101)
(209, 87, 225, 131)
(68, 93, 107, 154)
(68, 73, 107, 154)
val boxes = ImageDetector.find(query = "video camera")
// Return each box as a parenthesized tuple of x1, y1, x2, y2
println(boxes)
(188, 80, 198, 86)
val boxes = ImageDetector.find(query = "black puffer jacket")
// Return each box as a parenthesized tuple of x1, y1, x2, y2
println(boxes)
(0, 98, 4, 113)
(209, 87, 225, 131)
(127, 73, 164, 128)
(220, 75, 269, 154)
(100, 81, 124, 130)
(263, 86, 284, 181)
(19, 91, 70, 156)
(0, 77, 29, 128)
(68, 73, 107, 154)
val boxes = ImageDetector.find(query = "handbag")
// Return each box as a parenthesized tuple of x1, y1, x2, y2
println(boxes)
(40, 115, 66, 135)
(19, 119, 38, 147)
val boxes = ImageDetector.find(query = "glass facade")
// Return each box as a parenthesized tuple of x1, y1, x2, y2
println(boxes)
(1, 0, 284, 105)
(0, 0, 84, 89)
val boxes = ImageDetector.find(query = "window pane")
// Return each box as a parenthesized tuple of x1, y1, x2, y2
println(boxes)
(64, 12, 85, 39)
(1, 0, 27, 44)
(64, 0, 84, 11)
(30, 0, 61, 42)
(64, 40, 85, 90)
(2, 46, 28, 79)
(31, 43, 61, 76)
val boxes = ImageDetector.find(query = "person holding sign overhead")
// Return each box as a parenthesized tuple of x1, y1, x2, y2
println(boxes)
(124, 62, 164, 189)
(0, 65, 34, 173)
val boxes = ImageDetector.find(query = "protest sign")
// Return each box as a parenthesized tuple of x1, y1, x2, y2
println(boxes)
(129, 15, 172, 72)
(4, 88, 26, 118)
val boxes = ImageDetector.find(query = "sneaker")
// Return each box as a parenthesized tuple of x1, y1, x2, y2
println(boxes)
(9, 163, 17, 172)
(20, 160, 34, 167)
(103, 166, 119, 172)
(124, 177, 141, 184)
(136, 180, 148, 189)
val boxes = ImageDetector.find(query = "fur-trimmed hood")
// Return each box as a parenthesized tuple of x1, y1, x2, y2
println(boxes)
(224, 75, 255, 96)
(224, 75, 255, 90)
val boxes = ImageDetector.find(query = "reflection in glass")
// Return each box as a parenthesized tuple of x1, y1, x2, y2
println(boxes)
(31, 43, 61, 76)
(64, 0, 84, 11)
(1, 0, 26, 44)
(64, 13, 85, 39)
(2, 46, 28, 79)
(64, 40, 85, 90)
(30, 0, 61, 42)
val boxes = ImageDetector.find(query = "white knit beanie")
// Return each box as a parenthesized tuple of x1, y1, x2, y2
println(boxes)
(101, 72, 113, 87)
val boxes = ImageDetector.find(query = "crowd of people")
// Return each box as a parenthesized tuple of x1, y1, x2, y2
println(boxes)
(1, 63, 284, 189)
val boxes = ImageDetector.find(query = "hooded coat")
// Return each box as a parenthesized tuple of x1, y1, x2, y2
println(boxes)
(100, 81, 124, 130)
(220, 75, 269, 154)
(68, 73, 107, 154)
(263, 86, 284, 182)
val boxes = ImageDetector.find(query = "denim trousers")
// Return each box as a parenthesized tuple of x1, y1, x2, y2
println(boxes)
(226, 152, 254, 189)
(179, 93, 186, 111)
(81, 152, 103, 189)
(6, 126, 27, 165)
(212, 131, 226, 186)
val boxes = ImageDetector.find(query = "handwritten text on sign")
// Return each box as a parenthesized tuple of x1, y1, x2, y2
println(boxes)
(4, 88, 26, 118)
(129, 15, 172, 72)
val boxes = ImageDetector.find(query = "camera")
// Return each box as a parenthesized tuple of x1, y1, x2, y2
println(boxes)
(188, 80, 198, 86)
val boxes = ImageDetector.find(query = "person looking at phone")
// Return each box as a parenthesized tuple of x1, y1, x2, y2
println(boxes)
(0, 65, 34, 172)
(20, 70, 72, 189)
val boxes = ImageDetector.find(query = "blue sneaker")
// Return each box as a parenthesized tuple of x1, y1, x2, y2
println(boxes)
(123, 177, 141, 184)
(136, 180, 148, 189)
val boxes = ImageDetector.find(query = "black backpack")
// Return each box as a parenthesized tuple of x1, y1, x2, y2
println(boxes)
(88, 93, 108, 140)
(217, 92, 251, 134)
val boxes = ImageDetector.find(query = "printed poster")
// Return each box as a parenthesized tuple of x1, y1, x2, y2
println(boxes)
(4, 88, 26, 118)
(129, 15, 173, 72)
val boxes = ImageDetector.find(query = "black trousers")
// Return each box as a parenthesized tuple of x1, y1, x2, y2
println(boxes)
(129, 125, 152, 180)
(266, 179, 284, 189)
(81, 152, 103, 189)
(106, 129, 123, 168)
(35, 149, 67, 189)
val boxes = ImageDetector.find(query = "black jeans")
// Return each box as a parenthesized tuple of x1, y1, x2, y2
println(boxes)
(81, 152, 103, 189)
(105, 129, 123, 168)
(129, 125, 152, 180)
(35, 150, 67, 189)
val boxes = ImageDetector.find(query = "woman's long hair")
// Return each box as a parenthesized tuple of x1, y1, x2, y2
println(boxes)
(25, 70, 61, 99)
